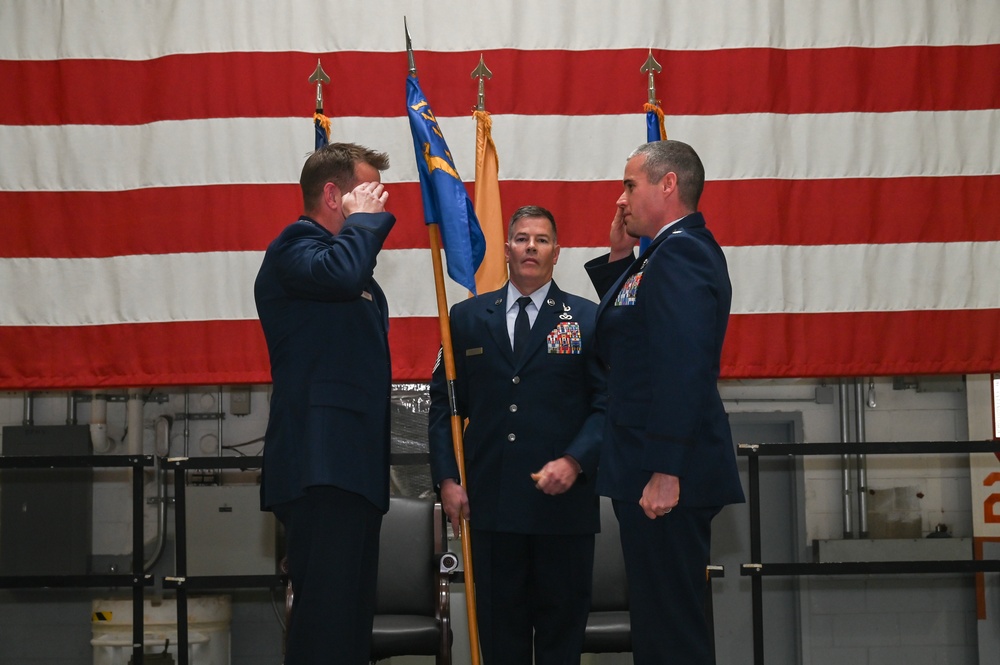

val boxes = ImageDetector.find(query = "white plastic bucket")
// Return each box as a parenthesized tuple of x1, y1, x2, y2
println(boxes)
(91, 596, 231, 665)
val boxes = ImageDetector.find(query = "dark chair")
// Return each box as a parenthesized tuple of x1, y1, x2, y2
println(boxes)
(582, 495, 631, 653)
(370, 496, 456, 664)
(282, 497, 456, 665)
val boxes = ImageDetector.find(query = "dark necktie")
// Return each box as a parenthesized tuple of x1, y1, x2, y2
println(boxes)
(513, 296, 532, 358)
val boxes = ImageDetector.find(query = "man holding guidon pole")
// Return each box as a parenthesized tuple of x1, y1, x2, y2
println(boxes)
(429, 205, 606, 664)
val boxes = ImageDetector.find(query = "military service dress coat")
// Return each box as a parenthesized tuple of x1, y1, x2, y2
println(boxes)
(428, 281, 606, 534)
(254, 212, 395, 514)
(585, 211, 743, 508)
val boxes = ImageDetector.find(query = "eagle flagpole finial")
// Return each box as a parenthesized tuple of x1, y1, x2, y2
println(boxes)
(309, 59, 331, 113)
(405, 18, 417, 77)
(641, 49, 662, 106)
(471, 54, 493, 112)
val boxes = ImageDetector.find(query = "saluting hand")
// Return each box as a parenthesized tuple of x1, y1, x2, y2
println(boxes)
(342, 181, 388, 216)
(609, 205, 636, 262)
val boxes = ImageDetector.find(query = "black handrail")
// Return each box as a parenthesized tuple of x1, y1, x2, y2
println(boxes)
(163, 453, 433, 664)
(737, 440, 1000, 665)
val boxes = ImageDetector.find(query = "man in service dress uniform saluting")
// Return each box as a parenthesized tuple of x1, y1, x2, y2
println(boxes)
(255, 142, 395, 665)
(585, 140, 744, 665)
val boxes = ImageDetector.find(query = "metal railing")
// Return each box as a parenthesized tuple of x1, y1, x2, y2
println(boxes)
(738, 440, 1000, 665)
(162, 452, 431, 664)
(161, 456, 279, 665)
(0, 454, 155, 664)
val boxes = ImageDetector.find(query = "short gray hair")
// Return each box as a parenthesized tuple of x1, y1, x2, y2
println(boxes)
(628, 140, 705, 210)
(507, 205, 557, 242)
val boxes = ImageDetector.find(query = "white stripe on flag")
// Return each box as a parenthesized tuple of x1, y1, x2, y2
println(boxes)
(4, 243, 1000, 326)
(3, 0, 997, 59)
(3, 111, 998, 192)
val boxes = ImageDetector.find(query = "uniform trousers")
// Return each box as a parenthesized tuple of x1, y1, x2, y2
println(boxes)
(471, 529, 595, 665)
(613, 500, 720, 665)
(274, 485, 383, 665)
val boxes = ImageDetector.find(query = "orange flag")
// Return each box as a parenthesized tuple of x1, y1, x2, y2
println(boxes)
(472, 109, 508, 293)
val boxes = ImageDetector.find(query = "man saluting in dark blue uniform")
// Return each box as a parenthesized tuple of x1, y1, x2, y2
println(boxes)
(255, 142, 394, 665)
(586, 140, 744, 665)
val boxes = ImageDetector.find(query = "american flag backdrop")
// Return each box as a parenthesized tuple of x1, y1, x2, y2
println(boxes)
(1, 1, 998, 389)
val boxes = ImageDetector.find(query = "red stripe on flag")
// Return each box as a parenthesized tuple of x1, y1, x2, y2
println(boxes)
(0, 320, 271, 389)
(0, 317, 441, 389)
(4, 309, 996, 389)
(0, 186, 302, 258)
(0, 185, 435, 257)
(704, 175, 1000, 247)
(3, 45, 998, 125)
(724, 309, 1000, 378)
(3, 176, 999, 258)
(388, 317, 445, 381)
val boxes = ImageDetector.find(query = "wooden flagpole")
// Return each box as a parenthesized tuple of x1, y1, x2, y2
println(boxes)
(407, 20, 481, 660)
(428, 222, 482, 665)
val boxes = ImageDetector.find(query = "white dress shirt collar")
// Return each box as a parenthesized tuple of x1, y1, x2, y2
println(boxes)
(506, 281, 552, 313)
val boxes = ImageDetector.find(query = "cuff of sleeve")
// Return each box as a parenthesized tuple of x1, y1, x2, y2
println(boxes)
(436, 477, 461, 491)
(563, 455, 583, 474)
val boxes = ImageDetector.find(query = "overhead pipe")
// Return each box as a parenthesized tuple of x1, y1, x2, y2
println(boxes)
(127, 391, 171, 572)
(154, 415, 172, 458)
(854, 379, 870, 538)
(217, 387, 224, 458)
(90, 390, 111, 453)
(183, 390, 191, 456)
(125, 388, 157, 569)
(143, 416, 173, 572)
(838, 380, 854, 538)
(126, 389, 144, 455)
(22, 392, 34, 426)
(66, 393, 77, 425)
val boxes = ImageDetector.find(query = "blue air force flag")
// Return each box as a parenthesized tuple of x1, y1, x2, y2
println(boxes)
(406, 75, 486, 295)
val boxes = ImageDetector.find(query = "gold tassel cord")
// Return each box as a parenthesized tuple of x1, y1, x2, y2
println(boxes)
(313, 113, 331, 142)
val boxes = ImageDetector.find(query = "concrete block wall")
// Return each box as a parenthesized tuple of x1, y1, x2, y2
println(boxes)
(802, 575, 977, 665)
